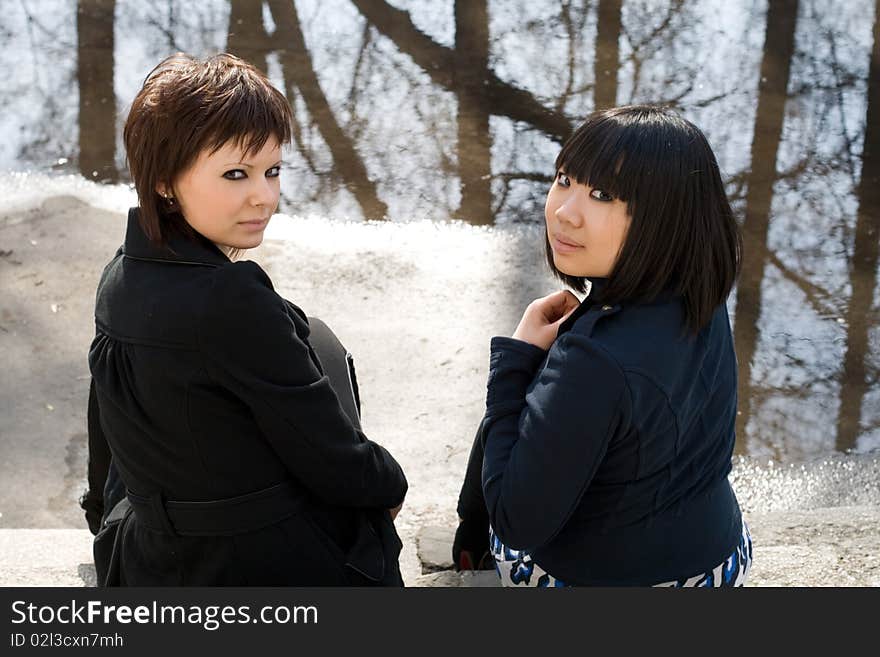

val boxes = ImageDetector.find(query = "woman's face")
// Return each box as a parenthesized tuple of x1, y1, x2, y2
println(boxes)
(164, 138, 282, 251)
(544, 170, 631, 278)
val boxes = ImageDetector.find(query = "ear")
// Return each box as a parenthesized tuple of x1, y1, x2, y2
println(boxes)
(155, 182, 172, 199)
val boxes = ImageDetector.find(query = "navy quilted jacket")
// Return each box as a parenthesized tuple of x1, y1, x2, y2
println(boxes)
(478, 280, 743, 585)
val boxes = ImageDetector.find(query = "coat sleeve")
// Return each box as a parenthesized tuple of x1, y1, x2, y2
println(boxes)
(452, 420, 493, 566)
(80, 378, 111, 535)
(198, 262, 407, 510)
(481, 334, 628, 550)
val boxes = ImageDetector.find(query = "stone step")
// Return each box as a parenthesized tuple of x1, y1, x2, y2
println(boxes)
(3, 505, 878, 587)
(0, 529, 95, 587)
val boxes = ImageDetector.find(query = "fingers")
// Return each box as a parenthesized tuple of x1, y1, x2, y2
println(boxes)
(515, 290, 583, 348)
(557, 290, 580, 314)
(546, 289, 580, 311)
(556, 304, 578, 326)
(539, 290, 581, 322)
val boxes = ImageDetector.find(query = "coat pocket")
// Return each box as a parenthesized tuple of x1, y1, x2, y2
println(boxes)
(298, 510, 403, 586)
(93, 497, 131, 586)
(344, 510, 403, 586)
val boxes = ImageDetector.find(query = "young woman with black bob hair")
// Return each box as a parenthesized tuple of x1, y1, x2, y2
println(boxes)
(454, 104, 752, 586)
(81, 53, 407, 586)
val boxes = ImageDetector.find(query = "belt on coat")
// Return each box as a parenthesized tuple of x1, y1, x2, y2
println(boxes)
(126, 481, 305, 537)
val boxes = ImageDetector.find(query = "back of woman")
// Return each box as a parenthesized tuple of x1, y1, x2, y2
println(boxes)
(83, 53, 407, 586)
(521, 295, 742, 585)
(455, 105, 750, 587)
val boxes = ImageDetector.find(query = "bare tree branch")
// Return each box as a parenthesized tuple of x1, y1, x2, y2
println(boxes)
(349, 0, 572, 142)
(767, 253, 837, 319)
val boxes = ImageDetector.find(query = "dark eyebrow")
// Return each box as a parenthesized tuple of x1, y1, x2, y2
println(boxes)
(222, 160, 283, 168)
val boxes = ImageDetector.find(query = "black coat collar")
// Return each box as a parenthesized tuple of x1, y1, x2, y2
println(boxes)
(122, 207, 230, 267)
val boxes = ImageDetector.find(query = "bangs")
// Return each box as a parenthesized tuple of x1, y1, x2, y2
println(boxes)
(555, 121, 632, 203)
(204, 116, 288, 159)
(200, 61, 292, 156)
(554, 107, 693, 206)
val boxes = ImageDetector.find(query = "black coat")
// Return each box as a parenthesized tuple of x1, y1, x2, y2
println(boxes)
(85, 209, 407, 585)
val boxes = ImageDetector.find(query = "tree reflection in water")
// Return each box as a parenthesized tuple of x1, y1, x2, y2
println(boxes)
(0, 0, 877, 462)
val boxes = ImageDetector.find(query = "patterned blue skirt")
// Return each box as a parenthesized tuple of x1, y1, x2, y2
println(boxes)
(489, 521, 753, 587)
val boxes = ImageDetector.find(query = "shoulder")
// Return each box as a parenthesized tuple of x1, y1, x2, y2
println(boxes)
(208, 259, 311, 326)
(200, 260, 290, 340)
(546, 331, 628, 394)
(204, 260, 282, 316)
(561, 297, 693, 408)
(572, 296, 687, 365)
(532, 332, 632, 432)
(209, 259, 275, 294)
(95, 246, 125, 293)
(194, 260, 321, 378)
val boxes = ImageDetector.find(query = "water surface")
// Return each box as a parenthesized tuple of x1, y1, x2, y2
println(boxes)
(1, 0, 878, 463)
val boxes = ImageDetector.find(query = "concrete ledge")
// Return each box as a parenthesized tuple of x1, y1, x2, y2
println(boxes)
(414, 570, 500, 587)
(2, 505, 878, 587)
(416, 505, 880, 586)
(746, 505, 880, 586)
(0, 529, 95, 587)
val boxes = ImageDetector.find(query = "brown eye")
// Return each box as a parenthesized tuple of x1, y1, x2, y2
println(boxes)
(590, 188, 614, 202)
(556, 172, 571, 187)
(223, 169, 247, 180)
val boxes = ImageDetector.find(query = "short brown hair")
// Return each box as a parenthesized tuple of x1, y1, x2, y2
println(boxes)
(547, 105, 742, 333)
(123, 53, 292, 244)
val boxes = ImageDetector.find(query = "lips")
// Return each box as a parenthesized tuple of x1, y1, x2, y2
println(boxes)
(238, 218, 269, 228)
(552, 233, 584, 254)
(554, 233, 582, 247)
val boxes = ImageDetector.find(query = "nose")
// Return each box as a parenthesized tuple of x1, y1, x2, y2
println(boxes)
(249, 176, 278, 209)
(555, 192, 584, 228)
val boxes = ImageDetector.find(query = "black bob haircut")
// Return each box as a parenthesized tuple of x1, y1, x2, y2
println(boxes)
(546, 104, 742, 334)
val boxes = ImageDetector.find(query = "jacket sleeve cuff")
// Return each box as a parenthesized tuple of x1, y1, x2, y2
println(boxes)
(486, 337, 547, 409)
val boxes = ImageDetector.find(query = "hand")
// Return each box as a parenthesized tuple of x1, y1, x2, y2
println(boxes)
(512, 290, 580, 350)
(388, 501, 403, 521)
(452, 516, 493, 571)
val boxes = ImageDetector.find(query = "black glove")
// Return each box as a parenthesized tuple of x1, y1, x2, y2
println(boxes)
(452, 515, 493, 571)
(80, 489, 103, 536)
